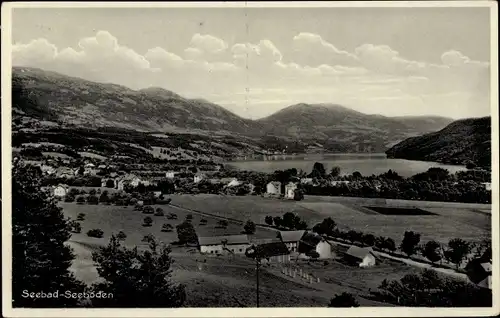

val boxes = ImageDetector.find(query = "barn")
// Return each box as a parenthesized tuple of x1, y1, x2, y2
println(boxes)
(198, 235, 250, 255)
(344, 246, 378, 267)
(278, 230, 305, 253)
(298, 231, 335, 259)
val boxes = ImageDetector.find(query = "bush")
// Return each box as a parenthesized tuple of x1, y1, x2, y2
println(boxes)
(142, 206, 154, 214)
(243, 220, 256, 234)
(87, 229, 104, 238)
(87, 195, 99, 205)
(116, 231, 127, 241)
(154, 208, 164, 216)
(69, 221, 81, 234)
(176, 221, 198, 245)
(328, 292, 360, 307)
(199, 218, 208, 225)
(76, 213, 85, 221)
(264, 216, 273, 226)
(76, 196, 86, 204)
(143, 217, 153, 227)
(64, 195, 75, 203)
(161, 223, 174, 232)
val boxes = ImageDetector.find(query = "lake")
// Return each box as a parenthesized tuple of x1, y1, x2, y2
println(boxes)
(225, 153, 467, 178)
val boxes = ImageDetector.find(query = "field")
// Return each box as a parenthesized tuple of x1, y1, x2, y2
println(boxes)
(168, 194, 491, 245)
(61, 202, 278, 250)
(60, 193, 481, 307)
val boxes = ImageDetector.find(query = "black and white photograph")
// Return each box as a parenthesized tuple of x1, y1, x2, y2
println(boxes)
(2, 1, 498, 317)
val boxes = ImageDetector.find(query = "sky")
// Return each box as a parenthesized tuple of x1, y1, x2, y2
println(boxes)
(10, 6, 493, 119)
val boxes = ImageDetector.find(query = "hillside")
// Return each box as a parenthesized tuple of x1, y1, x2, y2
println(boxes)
(258, 103, 453, 152)
(385, 117, 491, 167)
(12, 67, 262, 135)
(12, 67, 453, 153)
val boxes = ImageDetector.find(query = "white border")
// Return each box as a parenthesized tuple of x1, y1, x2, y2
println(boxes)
(2, 1, 499, 317)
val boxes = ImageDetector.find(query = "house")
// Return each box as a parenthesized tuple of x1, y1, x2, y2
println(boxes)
(227, 179, 242, 187)
(153, 191, 162, 198)
(55, 167, 74, 178)
(165, 171, 178, 179)
(40, 164, 56, 175)
(194, 172, 206, 183)
(266, 181, 282, 195)
(330, 180, 351, 186)
(116, 179, 129, 191)
(101, 178, 117, 188)
(300, 178, 314, 185)
(298, 231, 335, 259)
(284, 182, 298, 199)
(53, 185, 69, 198)
(278, 230, 306, 253)
(344, 246, 378, 267)
(98, 164, 107, 169)
(252, 241, 291, 263)
(198, 235, 250, 255)
(466, 258, 492, 290)
(85, 163, 95, 168)
(481, 182, 492, 191)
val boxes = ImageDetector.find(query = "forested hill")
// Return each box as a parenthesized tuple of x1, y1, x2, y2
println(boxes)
(385, 116, 491, 168)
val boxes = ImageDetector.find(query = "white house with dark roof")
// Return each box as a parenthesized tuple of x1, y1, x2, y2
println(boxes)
(284, 182, 298, 199)
(266, 181, 282, 196)
(53, 184, 69, 198)
(278, 230, 305, 253)
(344, 246, 378, 267)
(198, 235, 250, 255)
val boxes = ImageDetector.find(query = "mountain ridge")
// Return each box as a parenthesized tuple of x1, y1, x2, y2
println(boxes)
(385, 116, 491, 167)
(12, 66, 456, 153)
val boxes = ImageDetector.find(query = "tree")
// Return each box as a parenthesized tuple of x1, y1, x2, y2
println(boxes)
(293, 189, 305, 201)
(142, 206, 154, 214)
(385, 237, 397, 253)
(264, 216, 274, 226)
(422, 240, 442, 264)
(310, 162, 326, 179)
(273, 216, 282, 228)
(400, 231, 421, 257)
(76, 196, 86, 204)
(89, 189, 97, 196)
(362, 234, 376, 247)
(90, 235, 186, 307)
(116, 231, 127, 241)
(330, 166, 341, 178)
(154, 208, 164, 216)
(106, 179, 115, 188)
(328, 292, 360, 307)
(444, 238, 471, 269)
(69, 220, 82, 233)
(199, 219, 208, 225)
(87, 228, 104, 238)
(99, 191, 109, 204)
(243, 220, 256, 234)
(306, 250, 320, 261)
(162, 223, 174, 232)
(78, 166, 85, 176)
(64, 194, 75, 202)
(12, 163, 85, 307)
(143, 217, 153, 227)
(87, 194, 99, 205)
(76, 213, 86, 221)
(176, 221, 198, 245)
(313, 217, 336, 236)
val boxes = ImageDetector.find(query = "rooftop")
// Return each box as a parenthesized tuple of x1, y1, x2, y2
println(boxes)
(198, 234, 249, 246)
(278, 230, 306, 243)
(346, 246, 375, 260)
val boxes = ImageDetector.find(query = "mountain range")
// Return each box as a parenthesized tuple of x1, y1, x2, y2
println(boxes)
(12, 66, 454, 153)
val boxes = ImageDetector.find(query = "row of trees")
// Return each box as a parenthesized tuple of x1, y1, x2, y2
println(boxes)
(264, 212, 308, 230)
(375, 269, 492, 307)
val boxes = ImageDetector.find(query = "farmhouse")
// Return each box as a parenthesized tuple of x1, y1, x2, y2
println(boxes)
(227, 179, 242, 187)
(481, 182, 492, 191)
(165, 171, 178, 179)
(298, 231, 335, 259)
(198, 235, 250, 255)
(53, 184, 69, 198)
(253, 241, 291, 263)
(194, 172, 206, 184)
(278, 230, 305, 253)
(344, 246, 378, 267)
(266, 181, 282, 195)
(284, 182, 298, 199)
(466, 259, 492, 290)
